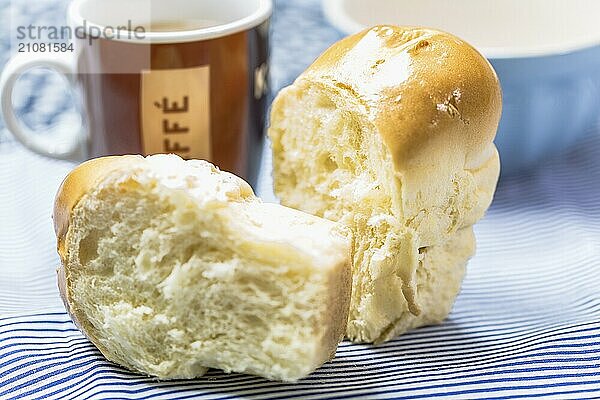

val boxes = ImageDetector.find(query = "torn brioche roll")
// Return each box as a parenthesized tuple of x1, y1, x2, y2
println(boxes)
(53, 154, 351, 382)
(269, 25, 501, 343)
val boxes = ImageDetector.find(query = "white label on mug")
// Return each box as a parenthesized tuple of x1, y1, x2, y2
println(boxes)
(140, 66, 211, 160)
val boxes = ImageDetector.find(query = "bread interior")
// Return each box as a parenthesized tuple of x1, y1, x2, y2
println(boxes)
(65, 177, 333, 381)
(270, 84, 472, 342)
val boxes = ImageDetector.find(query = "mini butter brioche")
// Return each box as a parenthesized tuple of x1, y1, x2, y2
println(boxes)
(53, 155, 351, 382)
(269, 26, 501, 343)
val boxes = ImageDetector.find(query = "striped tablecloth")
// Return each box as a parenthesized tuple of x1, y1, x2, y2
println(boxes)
(2, 134, 600, 399)
(1, 0, 600, 399)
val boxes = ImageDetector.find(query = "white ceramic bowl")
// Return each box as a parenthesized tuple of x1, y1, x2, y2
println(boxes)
(323, 0, 600, 174)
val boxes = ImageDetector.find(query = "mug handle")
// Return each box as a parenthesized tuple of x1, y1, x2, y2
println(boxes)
(0, 51, 86, 161)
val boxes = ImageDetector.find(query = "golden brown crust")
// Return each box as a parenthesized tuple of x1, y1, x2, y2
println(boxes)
(298, 25, 502, 171)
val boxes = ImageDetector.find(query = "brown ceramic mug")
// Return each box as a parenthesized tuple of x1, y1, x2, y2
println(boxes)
(0, 0, 271, 186)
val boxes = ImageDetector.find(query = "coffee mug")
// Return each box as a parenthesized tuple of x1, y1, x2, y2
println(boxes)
(0, 0, 272, 185)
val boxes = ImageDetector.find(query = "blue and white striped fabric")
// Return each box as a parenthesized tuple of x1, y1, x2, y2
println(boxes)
(1, 132, 600, 399)
(2, 0, 600, 398)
